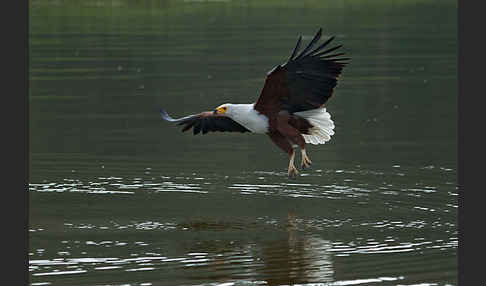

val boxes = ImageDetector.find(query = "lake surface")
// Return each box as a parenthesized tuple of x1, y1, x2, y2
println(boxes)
(29, 0, 457, 285)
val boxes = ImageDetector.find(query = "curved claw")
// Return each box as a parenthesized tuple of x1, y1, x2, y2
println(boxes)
(288, 165, 300, 179)
(301, 158, 312, 169)
(301, 149, 313, 169)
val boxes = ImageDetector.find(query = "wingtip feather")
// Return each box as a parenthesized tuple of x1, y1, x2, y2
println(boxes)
(294, 28, 323, 61)
(160, 108, 172, 121)
(288, 35, 303, 62)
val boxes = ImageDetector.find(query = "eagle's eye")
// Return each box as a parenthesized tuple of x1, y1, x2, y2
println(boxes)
(215, 105, 228, 114)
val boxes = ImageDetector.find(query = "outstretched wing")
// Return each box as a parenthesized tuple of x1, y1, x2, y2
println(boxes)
(254, 28, 349, 115)
(160, 109, 250, 135)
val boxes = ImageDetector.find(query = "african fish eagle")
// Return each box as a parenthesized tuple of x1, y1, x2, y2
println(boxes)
(160, 28, 349, 178)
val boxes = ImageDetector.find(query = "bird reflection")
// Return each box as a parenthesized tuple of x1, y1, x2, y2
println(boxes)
(178, 213, 334, 285)
(260, 212, 334, 285)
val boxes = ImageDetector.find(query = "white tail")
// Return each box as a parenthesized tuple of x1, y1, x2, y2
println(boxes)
(295, 108, 335, 145)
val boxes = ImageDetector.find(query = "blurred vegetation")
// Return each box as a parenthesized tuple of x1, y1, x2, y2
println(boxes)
(29, 0, 457, 177)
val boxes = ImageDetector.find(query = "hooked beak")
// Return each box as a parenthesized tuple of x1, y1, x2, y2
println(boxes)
(213, 107, 226, 115)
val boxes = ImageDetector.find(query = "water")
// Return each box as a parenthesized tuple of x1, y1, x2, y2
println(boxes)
(29, 0, 457, 285)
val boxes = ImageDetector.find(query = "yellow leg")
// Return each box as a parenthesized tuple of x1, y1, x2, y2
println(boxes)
(301, 149, 312, 169)
(288, 151, 299, 179)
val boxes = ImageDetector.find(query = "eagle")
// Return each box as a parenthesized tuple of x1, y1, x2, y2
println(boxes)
(160, 28, 349, 178)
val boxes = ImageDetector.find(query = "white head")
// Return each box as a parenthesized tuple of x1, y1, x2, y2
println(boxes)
(213, 103, 269, 133)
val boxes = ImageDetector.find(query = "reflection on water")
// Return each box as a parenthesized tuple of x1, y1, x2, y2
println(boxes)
(29, 165, 457, 285)
(29, 225, 422, 285)
(29, 207, 456, 285)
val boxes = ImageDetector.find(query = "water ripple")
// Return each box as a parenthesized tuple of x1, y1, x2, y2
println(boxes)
(29, 166, 457, 205)
(29, 166, 457, 285)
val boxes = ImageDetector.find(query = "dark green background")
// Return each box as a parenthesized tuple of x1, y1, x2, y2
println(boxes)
(29, 1, 457, 285)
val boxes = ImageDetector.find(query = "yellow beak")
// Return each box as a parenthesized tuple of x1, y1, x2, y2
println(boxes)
(215, 106, 227, 115)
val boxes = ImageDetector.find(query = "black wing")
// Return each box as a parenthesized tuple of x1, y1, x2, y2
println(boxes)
(160, 109, 250, 135)
(254, 28, 349, 115)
